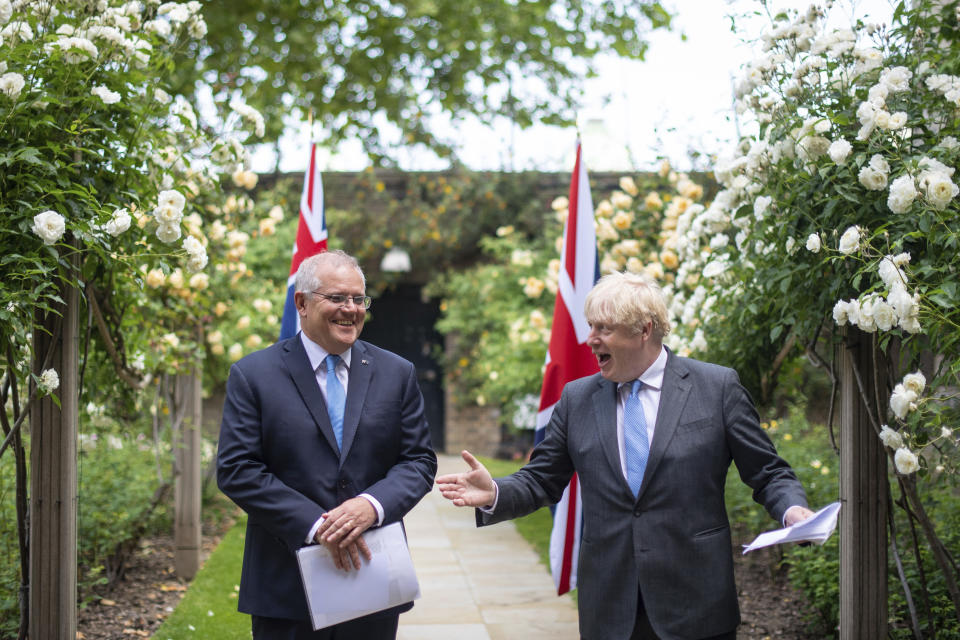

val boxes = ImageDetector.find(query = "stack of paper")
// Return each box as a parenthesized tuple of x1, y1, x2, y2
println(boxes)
(742, 501, 841, 554)
(296, 522, 421, 629)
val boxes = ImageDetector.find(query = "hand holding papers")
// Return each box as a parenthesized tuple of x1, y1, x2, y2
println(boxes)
(742, 501, 841, 554)
(296, 522, 420, 630)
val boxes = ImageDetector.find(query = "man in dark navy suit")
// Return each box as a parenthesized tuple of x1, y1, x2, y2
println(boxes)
(217, 250, 437, 640)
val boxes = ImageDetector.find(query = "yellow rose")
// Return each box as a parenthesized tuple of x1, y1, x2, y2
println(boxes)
(660, 250, 679, 270)
(619, 176, 639, 196)
(529, 309, 547, 329)
(168, 268, 185, 289)
(595, 200, 614, 218)
(612, 211, 633, 230)
(611, 191, 633, 210)
(145, 268, 166, 288)
(228, 343, 243, 361)
(236, 315, 251, 330)
(644, 191, 663, 210)
(259, 218, 276, 236)
(188, 273, 209, 290)
(644, 262, 665, 280)
(214, 302, 229, 316)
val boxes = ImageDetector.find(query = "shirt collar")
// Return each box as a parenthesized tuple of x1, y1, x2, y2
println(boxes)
(617, 345, 667, 393)
(300, 332, 353, 372)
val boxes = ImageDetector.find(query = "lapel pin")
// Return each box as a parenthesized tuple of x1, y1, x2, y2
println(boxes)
(361, 359, 369, 365)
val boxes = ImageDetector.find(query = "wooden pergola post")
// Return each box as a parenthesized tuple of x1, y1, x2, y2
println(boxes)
(174, 327, 203, 580)
(838, 327, 887, 638)
(29, 269, 79, 639)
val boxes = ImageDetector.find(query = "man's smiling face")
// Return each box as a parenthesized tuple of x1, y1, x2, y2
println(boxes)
(586, 321, 649, 383)
(296, 263, 366, 354)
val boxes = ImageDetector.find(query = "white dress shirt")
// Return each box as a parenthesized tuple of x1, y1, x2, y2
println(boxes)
(300, 332, 384, 543)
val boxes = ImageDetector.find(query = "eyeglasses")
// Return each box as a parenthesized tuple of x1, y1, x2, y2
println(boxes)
(312, 291, 372, 309)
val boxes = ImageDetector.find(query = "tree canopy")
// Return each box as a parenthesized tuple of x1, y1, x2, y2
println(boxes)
(176, 0, 672, 162)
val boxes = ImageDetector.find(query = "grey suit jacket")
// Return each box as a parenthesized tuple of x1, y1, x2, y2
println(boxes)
(480, 351, 807, 640)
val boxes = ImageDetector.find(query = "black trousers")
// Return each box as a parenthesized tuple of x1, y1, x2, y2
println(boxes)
(252, 612, 400, 640)
(631, 588, 737, 640)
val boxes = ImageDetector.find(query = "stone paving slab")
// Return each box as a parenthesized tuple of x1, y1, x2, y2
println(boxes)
(398, 455, 579, 640)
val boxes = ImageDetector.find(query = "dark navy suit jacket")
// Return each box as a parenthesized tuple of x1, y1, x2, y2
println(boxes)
(217, 335, 437, 621)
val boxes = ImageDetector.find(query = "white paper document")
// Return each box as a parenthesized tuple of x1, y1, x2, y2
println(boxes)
(296, 522, 421, 630)
(742, 501, 841, 554)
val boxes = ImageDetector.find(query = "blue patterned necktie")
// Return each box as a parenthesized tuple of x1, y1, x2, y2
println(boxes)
(324, 354, 345, 450)
(624, 379, 649, 497)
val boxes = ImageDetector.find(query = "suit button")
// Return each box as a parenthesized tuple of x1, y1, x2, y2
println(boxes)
(339, 479, 349, 489)
(633, 509, 642, 517)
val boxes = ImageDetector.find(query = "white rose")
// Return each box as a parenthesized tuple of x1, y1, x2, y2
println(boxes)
(155, 223, 181, 243)
(32, 210, 66, 245)
(887, 283, 914, 318)
(858, 166, 886, 190)
(872, 299, 897, 331)
(838, 226, 861, 254)
(887, 174, 918, 214)
(228, 343, 243, 361)
(878, 256, 907, 289)
(902, 371, 926, 395)
(894, 448, 919, 475)
(0, 71, 25, 99)
(869, 153, 891, 174)
(38, 368, 60, 394)
(104, 208, 131, 236)
(753, 195, 772, 219)
(879, 425, 903, 450)
(889, 383, 918, 419)
(806, 233, 821, 253)
(91, 85, 121, 105)
(828, 139, 852, 163)
(924, 173, 959, 209)
(887, 112, 908, 130)
(157, 189, 185, 212)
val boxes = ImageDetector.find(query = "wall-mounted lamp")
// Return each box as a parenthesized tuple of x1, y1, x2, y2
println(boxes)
(380, 247, 412, 273)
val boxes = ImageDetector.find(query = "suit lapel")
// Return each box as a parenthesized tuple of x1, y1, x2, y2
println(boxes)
(637, 350, 691, 501)
(592, 376, 631, 494)
(280, 337, 341, 455)
(339, 341, 372, 464)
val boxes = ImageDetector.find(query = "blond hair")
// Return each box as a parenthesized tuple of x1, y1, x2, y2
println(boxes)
(584, 271, 671, 339)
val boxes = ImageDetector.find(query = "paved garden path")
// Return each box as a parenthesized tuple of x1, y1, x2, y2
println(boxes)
(398, 454, 579, 640)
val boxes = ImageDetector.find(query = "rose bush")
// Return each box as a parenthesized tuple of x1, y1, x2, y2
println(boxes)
(654, 0, 960, 631)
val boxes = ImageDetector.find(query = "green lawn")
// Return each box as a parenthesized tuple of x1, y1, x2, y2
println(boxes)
(151, 515, 250, 640)
(477, 455, 555, 570)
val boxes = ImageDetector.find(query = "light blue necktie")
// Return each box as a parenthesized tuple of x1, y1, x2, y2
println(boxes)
(324, 354, 345, 450)
(624, 380, 649, 497)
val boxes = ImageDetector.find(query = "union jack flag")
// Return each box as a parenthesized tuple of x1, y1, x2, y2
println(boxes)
(535, 140, 599, 595)
(279, 142, 328, 340)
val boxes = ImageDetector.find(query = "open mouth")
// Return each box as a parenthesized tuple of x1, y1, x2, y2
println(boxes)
(596, 353, 611, 366)
(333, 319, 354, 326)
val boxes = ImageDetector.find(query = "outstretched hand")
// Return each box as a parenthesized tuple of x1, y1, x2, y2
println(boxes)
(435, 450, 497, 508)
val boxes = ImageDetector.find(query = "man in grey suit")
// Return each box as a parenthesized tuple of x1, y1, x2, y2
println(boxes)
(437, 271, 813, 640)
